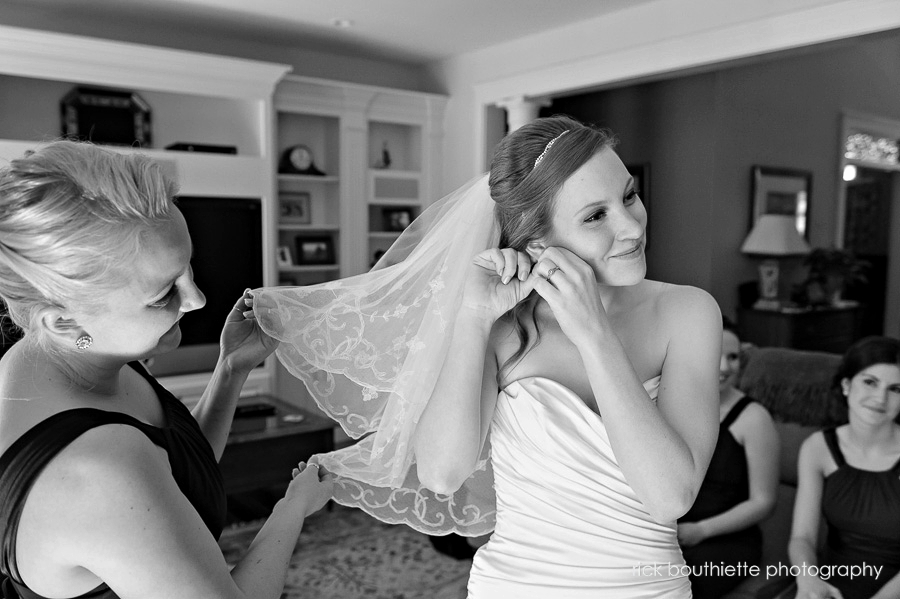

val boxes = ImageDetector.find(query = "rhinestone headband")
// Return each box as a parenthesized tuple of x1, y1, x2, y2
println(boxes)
(533, 130, 570, 169)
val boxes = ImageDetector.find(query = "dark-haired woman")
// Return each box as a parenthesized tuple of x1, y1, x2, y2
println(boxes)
(411, 116, 722, 597)
(677, 317, 780, 598)
(789, 336, 900, 599)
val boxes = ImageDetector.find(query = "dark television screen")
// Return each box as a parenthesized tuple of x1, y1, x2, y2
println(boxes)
(146, 196, 263, 377)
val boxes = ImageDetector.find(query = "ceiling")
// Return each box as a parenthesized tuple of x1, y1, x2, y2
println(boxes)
(8, 0, 651, 64)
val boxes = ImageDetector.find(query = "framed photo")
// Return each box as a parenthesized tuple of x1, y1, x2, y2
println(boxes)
(750, 166, 811, 238)
(276, 245, 293, 267)
(280, 192, 311, 224)
(61, 86, 152, 146)
(625, 163, 650, 248)
(295, 236, 335, 265)
(383, 207, 413, 232)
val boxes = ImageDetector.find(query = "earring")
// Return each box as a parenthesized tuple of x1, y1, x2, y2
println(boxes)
(75, 334, 93, 350)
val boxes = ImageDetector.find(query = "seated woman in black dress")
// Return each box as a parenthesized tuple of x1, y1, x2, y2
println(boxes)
(0, 141, 333, 599)
(678, 316, 780, 598)
(789, 335, 900, 599)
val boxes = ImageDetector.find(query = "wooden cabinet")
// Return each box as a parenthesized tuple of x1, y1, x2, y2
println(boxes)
(737, 305, 864, 353)
(221, 396, 337, 494)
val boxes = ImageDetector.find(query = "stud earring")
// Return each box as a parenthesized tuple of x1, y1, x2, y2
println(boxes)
(75, 334, 93, 350)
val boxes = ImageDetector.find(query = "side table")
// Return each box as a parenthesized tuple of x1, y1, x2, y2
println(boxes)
(736, 304, 864, 354)
(220, 395, 338, 495)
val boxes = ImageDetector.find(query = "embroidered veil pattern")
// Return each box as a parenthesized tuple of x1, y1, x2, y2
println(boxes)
(253, 175, 497, 535)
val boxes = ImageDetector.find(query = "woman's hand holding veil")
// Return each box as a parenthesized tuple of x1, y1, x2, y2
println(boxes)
(463, 248, 538, 322)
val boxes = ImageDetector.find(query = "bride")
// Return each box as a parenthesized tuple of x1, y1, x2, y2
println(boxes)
(253, 115, 722, 598)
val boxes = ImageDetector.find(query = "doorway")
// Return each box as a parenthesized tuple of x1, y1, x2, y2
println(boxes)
(836, 111, 900, 338)
(843, 167, 895, 336)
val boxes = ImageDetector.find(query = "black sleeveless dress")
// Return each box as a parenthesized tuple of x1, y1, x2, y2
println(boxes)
(679, 396, 762, 599)
(821, 428, 900, 599)
(0, 362, 226, 599)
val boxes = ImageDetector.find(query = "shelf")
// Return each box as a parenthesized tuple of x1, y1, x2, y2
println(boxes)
(279, 224, 340, 232)
(369, 231, 402, 240)
(278, 174, 340, 185)
(0, 140, 269, 198)
(279, 265, 340, 273)
(272, 74, 446, 287)
(367, 169, 421, 179)
(369, 198, 423, 207)
(368, 122, 422, 172)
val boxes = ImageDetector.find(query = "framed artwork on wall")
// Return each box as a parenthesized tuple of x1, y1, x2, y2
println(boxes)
(750, 166, 811, 238)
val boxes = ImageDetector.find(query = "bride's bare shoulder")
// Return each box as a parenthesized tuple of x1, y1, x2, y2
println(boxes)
(643, 280, 720, 328)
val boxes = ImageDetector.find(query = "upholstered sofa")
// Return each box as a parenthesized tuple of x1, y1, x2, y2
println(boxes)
(721, 345, 845, 599)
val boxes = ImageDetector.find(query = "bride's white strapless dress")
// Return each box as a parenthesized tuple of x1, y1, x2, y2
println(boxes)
(467, 376, 692, 598)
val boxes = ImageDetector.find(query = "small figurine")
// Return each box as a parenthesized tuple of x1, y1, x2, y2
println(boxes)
(374, 141, 391, 169)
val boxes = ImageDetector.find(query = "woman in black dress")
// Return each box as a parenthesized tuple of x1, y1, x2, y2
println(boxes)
(790, 336, 900, 599)
(678, 317, 780, 598)
(0, 141, 333, 599)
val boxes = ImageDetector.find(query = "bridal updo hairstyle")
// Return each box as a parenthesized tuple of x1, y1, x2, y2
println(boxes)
(487, 115, 618, 383)
(0, 141, 176, 349)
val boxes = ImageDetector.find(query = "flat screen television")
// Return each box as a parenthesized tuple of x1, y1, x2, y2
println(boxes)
(145, 196, 263, 378)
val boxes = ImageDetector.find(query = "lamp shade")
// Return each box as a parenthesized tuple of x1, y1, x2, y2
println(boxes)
(741, 215, 811, 256)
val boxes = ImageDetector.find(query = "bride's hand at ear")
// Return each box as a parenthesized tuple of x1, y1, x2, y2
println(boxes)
(530, 247, 609, 347)
(463, 248, 537, 321)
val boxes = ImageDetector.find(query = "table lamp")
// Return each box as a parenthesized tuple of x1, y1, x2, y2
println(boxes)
(741, 214, 811, 310)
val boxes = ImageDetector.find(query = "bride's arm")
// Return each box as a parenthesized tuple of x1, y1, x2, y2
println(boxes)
(578, 285, 721, 522)
(530, 247, 720, 522)
(414, 248, 534, 496)
(413, 307, 500, 495)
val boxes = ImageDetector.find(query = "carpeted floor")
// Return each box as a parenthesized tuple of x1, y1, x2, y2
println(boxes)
(218, 503, 471, 599)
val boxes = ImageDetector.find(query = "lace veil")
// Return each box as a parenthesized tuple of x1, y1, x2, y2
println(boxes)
(252, 174, 498, 536)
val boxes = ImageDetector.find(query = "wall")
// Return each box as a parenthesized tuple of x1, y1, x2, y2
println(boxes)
(425, 0, 900, 197)
(0, 1, 431, 92)
(547, 30, 900, 317)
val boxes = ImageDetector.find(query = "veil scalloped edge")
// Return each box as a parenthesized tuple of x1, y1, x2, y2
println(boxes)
(253, 174, 498, 536)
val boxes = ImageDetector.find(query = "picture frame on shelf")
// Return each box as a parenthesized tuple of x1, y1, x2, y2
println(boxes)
(382, 207, 413, 232)
(276, 245, 293, 268)
(750, 165, 811, 238)
(61, 86, 152, 147)
(280, 192, 311, 224)
(295, 236, 336, 265)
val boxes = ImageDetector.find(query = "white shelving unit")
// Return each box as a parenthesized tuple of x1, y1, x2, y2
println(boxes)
(270, 76, 446, 413)
(273, 75, 447, 281)
(0, 25, 290, 401)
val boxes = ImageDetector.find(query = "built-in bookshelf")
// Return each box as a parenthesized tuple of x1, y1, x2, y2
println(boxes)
(273, 75, 447, 281)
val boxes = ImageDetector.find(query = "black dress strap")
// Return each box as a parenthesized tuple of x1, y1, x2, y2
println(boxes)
(0, 408, 152, 585)
(722, 396, 753, 429)
(823, 428, 847, 468)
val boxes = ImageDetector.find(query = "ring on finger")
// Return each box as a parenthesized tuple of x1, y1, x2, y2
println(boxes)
(546, 266, 561, 280)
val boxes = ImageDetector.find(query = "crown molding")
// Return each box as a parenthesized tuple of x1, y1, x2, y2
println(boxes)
(0, 25, 291, 99)
(475, 0, 900, 104)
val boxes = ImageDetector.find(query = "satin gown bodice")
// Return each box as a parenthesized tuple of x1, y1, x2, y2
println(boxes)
(467, 376, 691, 598)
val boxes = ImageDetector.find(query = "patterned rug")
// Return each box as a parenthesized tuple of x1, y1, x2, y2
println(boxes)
(218, 504, 471, 599)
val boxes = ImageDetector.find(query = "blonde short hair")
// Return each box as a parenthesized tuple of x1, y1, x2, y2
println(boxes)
(0, 141, 177, 345)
